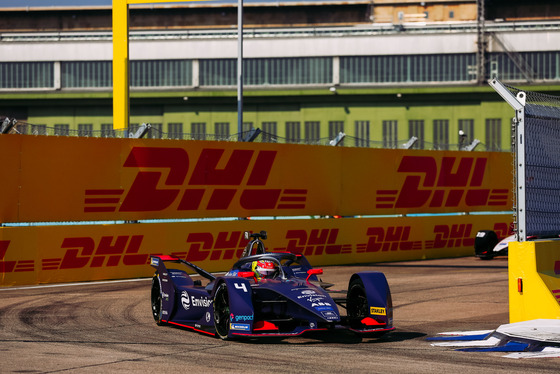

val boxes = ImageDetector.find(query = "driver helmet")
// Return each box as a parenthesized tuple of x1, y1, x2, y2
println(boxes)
(252, 260, 278, 279)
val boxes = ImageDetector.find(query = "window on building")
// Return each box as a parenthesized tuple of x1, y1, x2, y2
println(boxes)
(242, 122, 254, 134)
(147, 123, 163, 139)
(129, 123, 140, 137)
(304, 121, 320, 144)
(191, 122, 206, 140)
(408, 120, 424, 149)
(61, 61, 111, 88)
(54, 124, 70, 136)
(168, 123, 183, 140)
(215, 122, 230, 141)
(15, 123, 28, 134)
(31, 124, 47, 135)
(130, 60, 192, 87)
(262, 122, 277, 142)
(101, 124, 114, 138)
(0, 62, 53, 89)
(458, 119, 474, 149)
(485, 118, 502, 151)
(433, 119, 449, 150)
(286, 121, 301, 143)
(329, 121, 344, 146)
(78, 124, 93, 137)
(382, 120, 398, 148)
(100, 124, 114, 138)
(355, 120, 370, 147)
(340, 54, 478, 84)
(200, 57, 332, 86)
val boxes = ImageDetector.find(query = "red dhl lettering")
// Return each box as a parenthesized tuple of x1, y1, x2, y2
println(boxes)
(376, 156, 509, 209)
(424, 224, 474, 249)
(52, 235, 149, 270)
(84, 147, 307, 213)
(356, 226, 422, 253)
(0, 240, 35, 273)
(272, 229, 352, 256)
(184, 231, 249, 262)
(493, 222, 514, 239)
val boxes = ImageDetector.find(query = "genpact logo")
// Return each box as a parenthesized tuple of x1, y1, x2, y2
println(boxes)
(232, 314, 254, 322)
(84, 147, 307, 213)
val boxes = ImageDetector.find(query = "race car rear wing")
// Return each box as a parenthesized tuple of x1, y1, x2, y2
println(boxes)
(150, 255, 216, 282)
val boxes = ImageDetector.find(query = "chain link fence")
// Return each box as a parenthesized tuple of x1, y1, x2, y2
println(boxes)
(1, 117, 490, 150)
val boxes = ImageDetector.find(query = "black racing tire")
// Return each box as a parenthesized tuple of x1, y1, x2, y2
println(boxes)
(151, 273, 164, 326)
(347, 277, 368, 328)
(213, 282, 231, 340)
(479, 255, 494, 260)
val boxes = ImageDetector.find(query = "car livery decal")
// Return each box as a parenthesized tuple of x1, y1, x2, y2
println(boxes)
(230, 323, 251, 331)
(231, 313, 254, 322)
(370, 307, 386, 316)
(181, 291, 191, 310)
(321, 311, 338, 320)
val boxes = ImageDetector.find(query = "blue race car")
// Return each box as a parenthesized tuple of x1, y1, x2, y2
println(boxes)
(150, 231, 394, 340)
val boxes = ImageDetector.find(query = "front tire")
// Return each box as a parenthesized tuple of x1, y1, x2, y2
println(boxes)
(347, 277, 368, 328)
(151, 273, 164, 326)
(213, 283, 231, 340)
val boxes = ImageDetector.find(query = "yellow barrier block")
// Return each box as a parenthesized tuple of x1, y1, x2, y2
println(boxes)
(509, 240, 560, 323)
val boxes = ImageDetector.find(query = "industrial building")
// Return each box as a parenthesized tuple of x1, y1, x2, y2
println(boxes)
(1, 0, 559, 150)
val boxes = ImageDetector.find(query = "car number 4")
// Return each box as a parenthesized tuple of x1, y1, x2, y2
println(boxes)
(234, 283, 248, 292)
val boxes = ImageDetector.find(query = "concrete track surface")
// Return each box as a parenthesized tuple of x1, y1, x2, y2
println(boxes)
(1, 257, 558, 373)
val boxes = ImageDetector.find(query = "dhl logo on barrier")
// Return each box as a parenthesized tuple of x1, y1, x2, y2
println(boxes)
(0, 136, 513, 223)
(84, 147, 306, 213)
(376, 156, 509, 209)
(0, 240, 33, 273)
(0, 221, 511, 275)
(356, 224, 474, 252)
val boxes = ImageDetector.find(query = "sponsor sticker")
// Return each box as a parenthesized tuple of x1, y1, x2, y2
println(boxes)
(181, 291, 191, 310)
(231, 314, 254, 322)
(230, 323, 251, 331)
(370, 307, 386, 316)
(191, 296, 212, 308)
(150, 257, 159, 266)
(321, 311, 338, 320)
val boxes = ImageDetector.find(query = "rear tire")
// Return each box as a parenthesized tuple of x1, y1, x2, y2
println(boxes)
(151, 273, 164, 326)
(213, 283, 231, 340)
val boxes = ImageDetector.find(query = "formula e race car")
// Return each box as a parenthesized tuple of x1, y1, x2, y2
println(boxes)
(150, 231, 394, 340)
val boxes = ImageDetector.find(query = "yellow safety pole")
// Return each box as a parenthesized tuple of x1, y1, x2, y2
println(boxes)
(112, 0, 209, 132)
(112, 0, 130, 131)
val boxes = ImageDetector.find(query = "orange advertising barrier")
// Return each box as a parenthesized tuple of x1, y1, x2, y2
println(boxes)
(0, 214, 512, 286)
(0, 135, 512, 223)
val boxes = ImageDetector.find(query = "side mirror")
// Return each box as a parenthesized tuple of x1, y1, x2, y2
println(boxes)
(306, 268, 323, 282)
